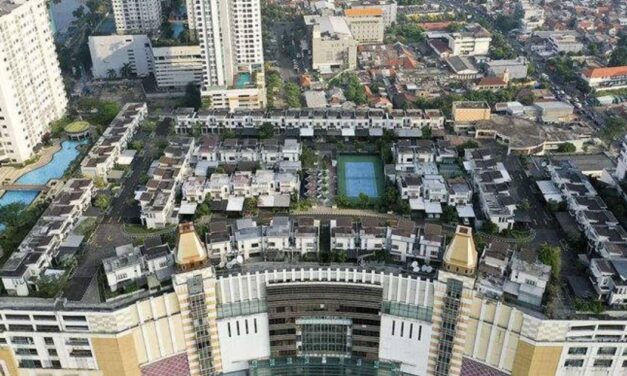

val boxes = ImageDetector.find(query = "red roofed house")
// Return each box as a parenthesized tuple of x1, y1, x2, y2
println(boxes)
(582, 66, 627, 90)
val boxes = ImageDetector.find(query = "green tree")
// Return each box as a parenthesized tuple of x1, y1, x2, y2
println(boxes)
(334, 249, 348, 263)
(482, 221, 500, 234)
(119, 63, 133, 78)
(538, 243, 562, 280)
(441, 205, 458, 224)
(244, 197, 258, 212)
(181, 82, 201, 110)
(258, 122, 275, 139)
(344, 74, 367, 105)
(284, 82, 302, 108)
(358, 193, 371, 208)
(599, 116, 627, 145)
(557, 142, 576, 153)
(94, 194, 111, 210)
(300, 146, 316, 168)
(609, 33, 627, 67)
(494, 14, 517, 33)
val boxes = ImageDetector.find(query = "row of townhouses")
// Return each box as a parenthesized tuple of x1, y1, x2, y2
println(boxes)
(2, 225, 627, 376)
(136, 137, 195, 229)
(183, 170, 300, 202)
(465, 149, 516, 231)
(0, 179, 93, 296)
(195, 135, 302, 166)
(80, 103, 147, 181)
(173, 108, 445, 136)
(546, 160, 627, 307)
(331, 217, 447, 263)
(205, 218, 321, 264)
(392, 139, 474, 220)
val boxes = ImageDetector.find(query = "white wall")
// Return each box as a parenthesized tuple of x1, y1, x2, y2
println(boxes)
(379, 314, 432, 376)
(89, 35, 153, 79)
(217, 313, 270, 373)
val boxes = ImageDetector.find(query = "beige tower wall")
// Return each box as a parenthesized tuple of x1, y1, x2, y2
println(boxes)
(92, 335, 141, 376)
(511, 340, 562, 376)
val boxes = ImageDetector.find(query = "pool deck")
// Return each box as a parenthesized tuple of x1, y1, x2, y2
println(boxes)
(0, 141, 62, 185)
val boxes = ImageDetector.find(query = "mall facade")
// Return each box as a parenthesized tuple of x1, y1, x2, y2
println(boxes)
(0, 225, 625, 376)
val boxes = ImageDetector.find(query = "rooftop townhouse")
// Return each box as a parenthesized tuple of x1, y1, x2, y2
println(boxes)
(233, 219, 264, 260)
(477, 242, 551, 307)
(137, 137, 194, 229)
(388, 219, 417, 262)
(330, 217, 359, 251)
(194, 137, 302, 169)
(293, 217, 320, 255)
(227, 217, 321, 261)
(590, 258, 627, 306)
(546, 160, 627, 305)
(465, 149, 515, 232)
(173, 108, 444, 137)
(102, 238, 174, 292)
(0, 179, 93, 296)
(359, 218, 389, 252)
(417, 223, 445, 263)
(80, 103, 146, 181)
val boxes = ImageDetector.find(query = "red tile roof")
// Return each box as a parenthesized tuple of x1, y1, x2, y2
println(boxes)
(583, 66, 627, 78)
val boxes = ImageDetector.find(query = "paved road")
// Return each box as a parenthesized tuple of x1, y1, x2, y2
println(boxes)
(64, 120, 173, 302)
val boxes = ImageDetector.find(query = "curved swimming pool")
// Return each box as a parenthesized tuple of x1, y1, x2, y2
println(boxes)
(0, 140, 86, 208)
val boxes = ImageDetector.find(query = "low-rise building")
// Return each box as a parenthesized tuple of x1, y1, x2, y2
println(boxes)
(344, 8, 385, 44)
(582, 66, 627, 91)
(305, 15, 358, 73)
(137, 137, 194, 229)
(452, 101, 491, 123)
(174, 108, 445, 136)
(88, 35, 153, 79)
(446, 23, 491, 56)
(152, 45, 203, 89)
(102, 239, 174, 292)
(80, 103, 146, 181)
(485, 57, 528, 80)
(0, 179, 93, 296)
(547, 34, 584, 54)
(417, 223, 444, 262)
(503, 248, 551, 307)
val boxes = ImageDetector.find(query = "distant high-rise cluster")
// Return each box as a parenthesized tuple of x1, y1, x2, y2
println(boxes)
(111, 0, 162, 35)
(0, 0, 67, 163)
(194, 0, 267, 109)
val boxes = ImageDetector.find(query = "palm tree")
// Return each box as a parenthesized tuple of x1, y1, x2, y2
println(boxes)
(119, 63, 133, 79)
(106, 69, 117, 79)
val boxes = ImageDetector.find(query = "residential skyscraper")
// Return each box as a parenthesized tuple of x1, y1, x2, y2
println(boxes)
(0, 0, 68, 163)
(194, 0, 266, 110)
(112, 0, 162, 35)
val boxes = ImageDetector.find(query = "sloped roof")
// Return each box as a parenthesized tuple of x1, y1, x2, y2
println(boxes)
(583, 66, 627, 78)
(443, 225, 477, 271)
(175, 223, 207, 266)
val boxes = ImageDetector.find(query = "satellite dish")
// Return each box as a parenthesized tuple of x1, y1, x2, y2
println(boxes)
(410, 261, 418, 268)
(421, 265, 429, 272)
(236, 255, 244, 264)
(218, 261, 225, 268)
(425, 266, 433, 273)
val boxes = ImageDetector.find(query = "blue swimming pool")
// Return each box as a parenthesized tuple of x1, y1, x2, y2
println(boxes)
(171, 22, 185, 38)
(0, 140, 86, 208)
(236, 72, 252, 89)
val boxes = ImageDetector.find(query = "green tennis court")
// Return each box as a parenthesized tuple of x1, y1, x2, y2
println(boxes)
(337, 154, 384, 199)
